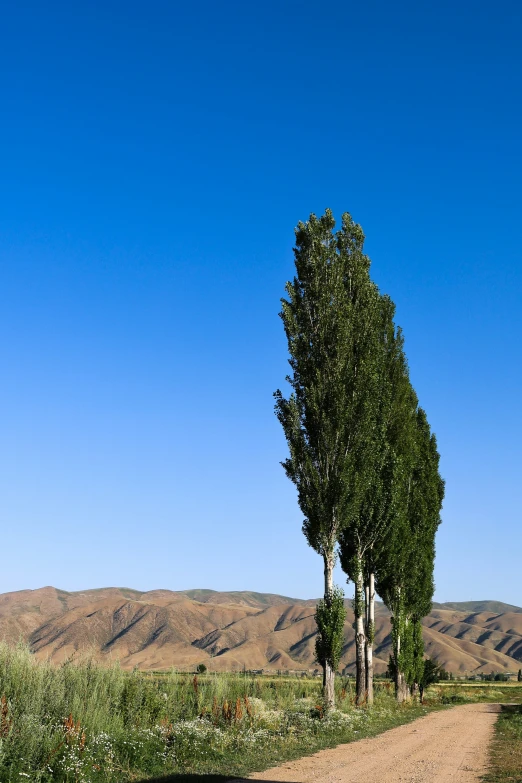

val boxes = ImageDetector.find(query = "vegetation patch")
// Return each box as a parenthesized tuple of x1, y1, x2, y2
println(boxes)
(0, 644, 438, 783)
(484, 704, 522, 783)
(425, 684, 522, 705)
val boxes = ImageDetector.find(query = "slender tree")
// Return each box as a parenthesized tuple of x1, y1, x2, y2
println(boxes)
(275, 210, 382, 708)
(409, 618, 425, 699)
(338, 295, 407, 705)
(377, 404, 444, 702)
(419, 658, 443, 702)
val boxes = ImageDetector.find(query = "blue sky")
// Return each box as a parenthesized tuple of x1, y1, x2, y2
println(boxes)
(1, 1, 521, 603)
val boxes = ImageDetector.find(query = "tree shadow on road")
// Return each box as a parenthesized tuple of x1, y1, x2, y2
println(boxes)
(132, 775, 245, 783)
(499, 703, 522, 714)
(132, 776, 288, 783)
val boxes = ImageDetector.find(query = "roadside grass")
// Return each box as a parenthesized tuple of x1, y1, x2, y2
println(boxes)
(425, 684, 522, 705)
(484, 704, 522, 783)
(1, 642, 520, 783)
(0, 643, 435, 783)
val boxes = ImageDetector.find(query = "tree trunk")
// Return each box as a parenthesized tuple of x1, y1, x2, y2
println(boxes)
(364, 582, 369, 689)
(355, 560, 366, 705)
(322, 553, 335, 710)
(394, 624, 405, 703)
(366, 572, 375, 705)
(394, 623, 410, 703)
(396, 670, 409, 703)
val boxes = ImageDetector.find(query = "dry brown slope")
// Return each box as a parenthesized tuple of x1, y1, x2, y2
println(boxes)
(420, 610, 522, 672)
(0, 587, 521, 673)
(178, 589, 315, 608)
(0, 587, 145, 645)
(30, 597, 259, 667)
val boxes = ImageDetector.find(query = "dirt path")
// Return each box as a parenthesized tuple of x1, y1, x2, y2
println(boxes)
(246, 703, 500, 783)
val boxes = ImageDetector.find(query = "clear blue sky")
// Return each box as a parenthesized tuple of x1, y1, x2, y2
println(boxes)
(1, 1, 521, 604)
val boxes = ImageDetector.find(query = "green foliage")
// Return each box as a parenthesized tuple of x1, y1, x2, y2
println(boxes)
(386, 654, 396, 681)
(439, 688, 466, 704)
(339, 295, 407, 586)
(421, 658, 443, 688)
(376, 405, 441, 615)
(428, 683, 522, 704)
(398, 618, 414, 684)
(274, 209, 383, 560)
(367, 620, 375, 646)
(350, 557, 365, 619)
(388, 617, 424, 690)
(275, 210, 387, 703)
(485, 705, 522, 783)
(315, 586, 347, 671)
(274, 209, 444, 704)
(482, 672, 510, 682)
(0, 643, 432, 782)
(410, 619, 425, 687)
(196, 663, 207, 674)
(376, 399, 444, 692)
(335, 270, 443, 704)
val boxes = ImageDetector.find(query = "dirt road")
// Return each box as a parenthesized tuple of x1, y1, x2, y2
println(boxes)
(247, 703, 500, 783)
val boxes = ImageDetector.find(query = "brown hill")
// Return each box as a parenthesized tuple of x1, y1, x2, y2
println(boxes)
(1, 587, 521, 675)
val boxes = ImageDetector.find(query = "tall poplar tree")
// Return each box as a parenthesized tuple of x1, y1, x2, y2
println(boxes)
(377, 405, 444, 701)
(275, 210, 382, 708)
(338, 295, 408, 705)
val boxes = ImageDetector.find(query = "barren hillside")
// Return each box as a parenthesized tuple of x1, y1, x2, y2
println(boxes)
(1, 586, 521, 675)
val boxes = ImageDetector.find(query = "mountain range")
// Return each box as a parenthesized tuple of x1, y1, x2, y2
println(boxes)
(1, 586, 522, 675)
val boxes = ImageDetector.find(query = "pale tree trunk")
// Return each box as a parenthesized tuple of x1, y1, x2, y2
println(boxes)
(366, 572, 375, 705)
(396, 670, 408, 703)
(355, 559, 366, 705)
(364, 582, 369, 686)
(394, 617, 410, 704)
(323, 553, 335, 710)
(395, 627, 404, 703)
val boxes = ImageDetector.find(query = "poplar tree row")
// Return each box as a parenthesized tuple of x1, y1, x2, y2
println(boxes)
(275, 210, 444, 708)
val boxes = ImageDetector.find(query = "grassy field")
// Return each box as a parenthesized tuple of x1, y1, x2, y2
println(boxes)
(1, 643, 521, 783)
(427, 683, 522, 704)
(484, 704, 522, 782)
(0, 644, 437, 783)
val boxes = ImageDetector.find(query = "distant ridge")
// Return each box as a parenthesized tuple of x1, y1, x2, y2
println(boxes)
(432, 600, 522, 614)
(21, 587, 521, 615)
(1, 586, 521, 674)
(178, 589, 315, 607)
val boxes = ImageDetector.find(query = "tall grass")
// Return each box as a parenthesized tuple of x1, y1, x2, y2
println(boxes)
(0, 643, 428, 782)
